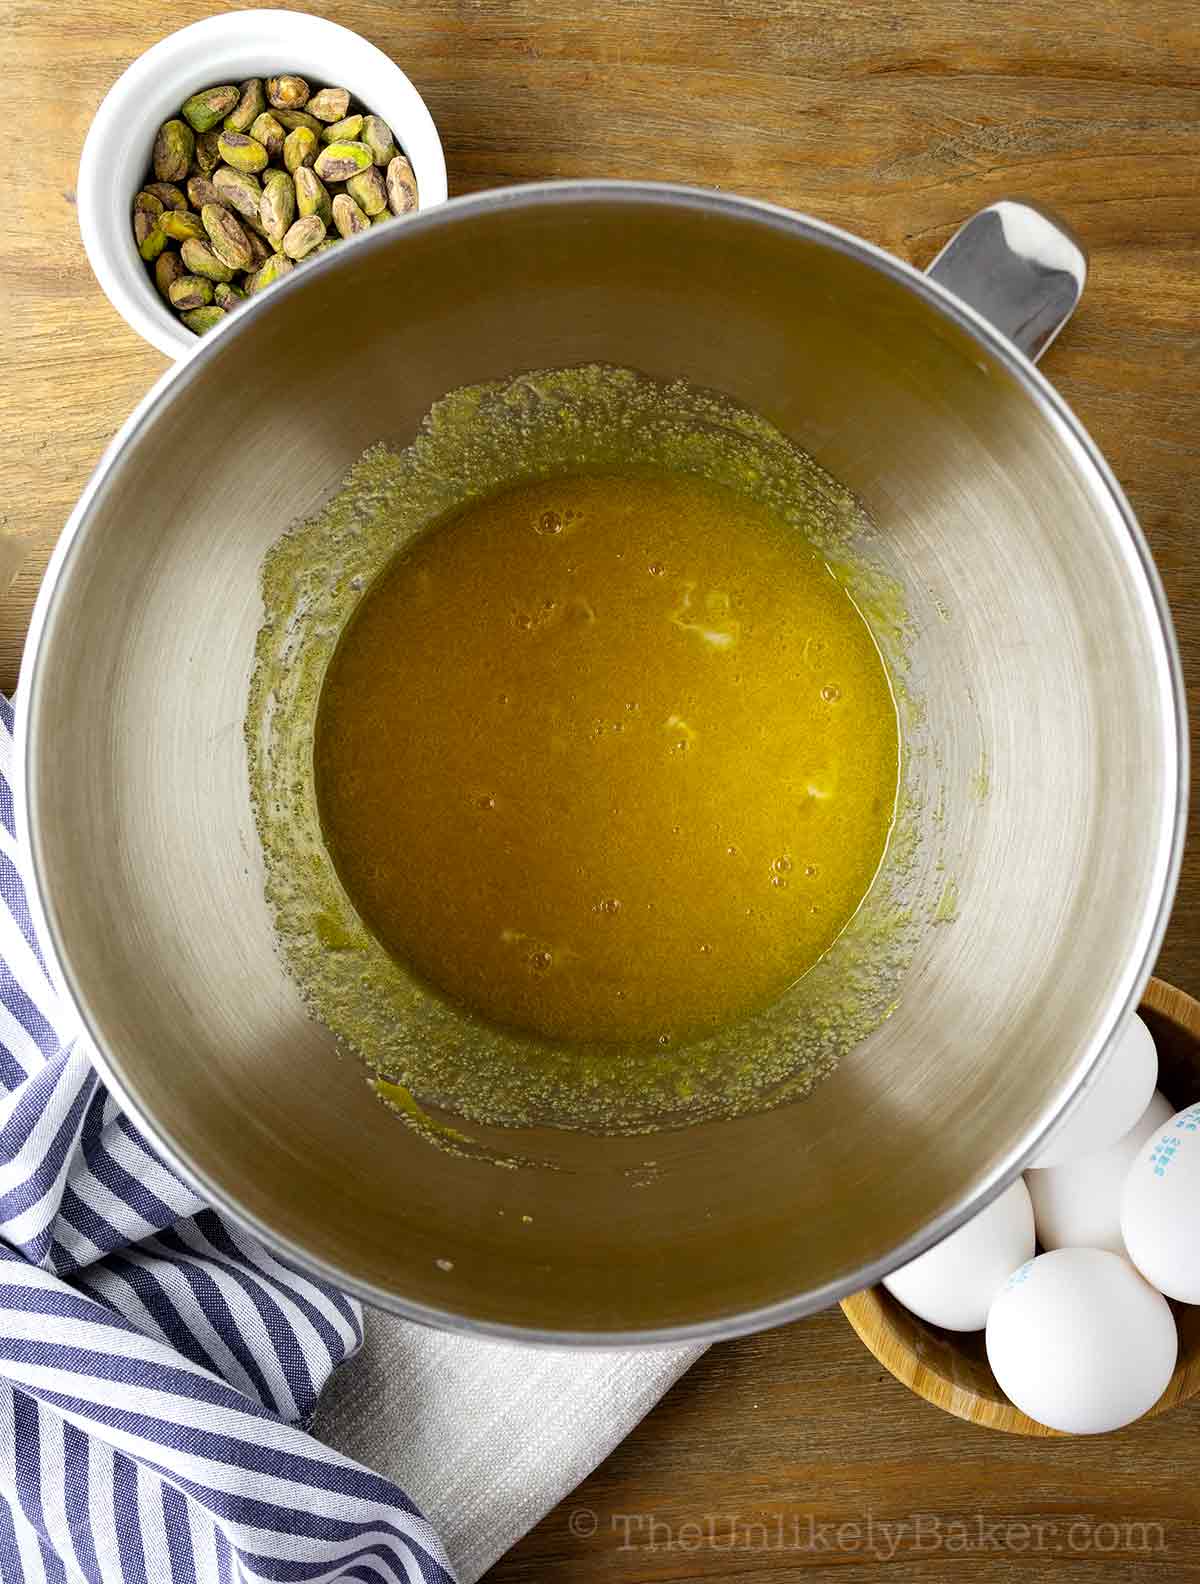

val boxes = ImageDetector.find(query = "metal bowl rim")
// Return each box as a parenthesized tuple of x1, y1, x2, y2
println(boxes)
(15, 179, 1188, 1345)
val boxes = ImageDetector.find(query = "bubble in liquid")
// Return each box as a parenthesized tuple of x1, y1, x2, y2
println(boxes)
(648, 562, 665, 577)
(625, 701, 639, 712)
(435, 1257, 454, 1272)
(535, 510, 563, 535)
(529, 950, 553, 972)
(770, 874, 788, 889)
(804, 863, 818, 877)
(657, 1033, 672, 1047)
(671, 825, 682, 836)
(699, 943, 713, 955)
(475, 793, 497, 810)
(514, 612, 534, 631)
(772, 855, 793, 874)
(727, 845, 739, 856)
(498, 693, 510, 706)
(594, 897, 622, 915)
(821, 683, 842, 703)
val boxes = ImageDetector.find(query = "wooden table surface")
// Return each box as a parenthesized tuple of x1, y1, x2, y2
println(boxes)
(9, 1, 1200, 1578)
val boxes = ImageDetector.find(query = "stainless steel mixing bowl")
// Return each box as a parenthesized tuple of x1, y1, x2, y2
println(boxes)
(17, 184, 1185, 1343)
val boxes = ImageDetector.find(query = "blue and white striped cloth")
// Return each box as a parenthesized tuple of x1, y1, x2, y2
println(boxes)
(0, 697, 455, 1583)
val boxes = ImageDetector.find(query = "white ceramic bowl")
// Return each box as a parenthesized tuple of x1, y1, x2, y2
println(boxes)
(78, 9, 447, 359)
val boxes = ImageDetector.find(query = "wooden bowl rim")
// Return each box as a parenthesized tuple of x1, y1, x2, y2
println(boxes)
(840, 976, 1200, 1435)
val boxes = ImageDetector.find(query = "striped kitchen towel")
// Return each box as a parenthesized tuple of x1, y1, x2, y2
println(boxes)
(0, 690, 454, 1582)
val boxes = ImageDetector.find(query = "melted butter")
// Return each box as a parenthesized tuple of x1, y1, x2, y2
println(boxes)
(315, 473, 898, 1045)
(247, 364, 930, 1138)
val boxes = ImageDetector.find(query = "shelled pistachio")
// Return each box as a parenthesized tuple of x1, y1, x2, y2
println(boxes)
(181, 306, 226, 334)
(152, 119, 194, 182)
(181, 86, 238, 133)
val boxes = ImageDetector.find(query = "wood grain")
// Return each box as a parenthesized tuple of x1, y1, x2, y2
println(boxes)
(7, 1, 1200, 1579)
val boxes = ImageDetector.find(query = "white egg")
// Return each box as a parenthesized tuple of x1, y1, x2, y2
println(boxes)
(1026, 1090, 1173, 1255)
(1031, 1012, 1158, 1168)
(1121, 1100, 1200, 1302)
(883, 1178, 1034, 1331)
(986, 1248, 1177, 1434)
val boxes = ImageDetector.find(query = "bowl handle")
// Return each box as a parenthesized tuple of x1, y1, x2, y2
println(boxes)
(925, 200, 1087, 363)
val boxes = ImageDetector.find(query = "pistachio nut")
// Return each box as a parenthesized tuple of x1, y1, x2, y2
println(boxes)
(320, 113, 363, 144)
(201, 202, 255, 271)
(182, 306, 226, 334)
(144, 181, 187, 211)
(245, 227, 273, 266)
(272, 108, 323, 134)
(216, 130, 269, 173)
(193, 130, 222, 176)
(314, 140, 373, 182)
(249, 111, 286, 162)
(385, 154, 418, 216)
(181, 85, 238, 133)
(361, 115, 397, 167)
(212, 165, 262, 223)
(282, 214, 327, 259)
(266, 74, 310, 110)
(181, 236, 235, 282)
(213, 281, 245, 309)
(153, 119, 195, 183)
(224, 77, 266, 134)
(186, 175, 222, 211)
(283, 125, 318, 173)
(154, 250, 185, 298)
(306, 87, 350, 123)
(312, 238, 340, 254)
(346, 164, 387, 216)
(137, 223, 167, 261)
(168, 274, 214, 311)
(260, 169, 296, 245)
(248, 253, 295, 294)
(331, 192, 370, 238)
(133, 192, 164, 247)
(158, 209, 206, 242)
(293, 165, 332, 224)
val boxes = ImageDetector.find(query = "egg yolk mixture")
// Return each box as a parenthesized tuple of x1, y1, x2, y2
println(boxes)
(314, 471, 898, 1047)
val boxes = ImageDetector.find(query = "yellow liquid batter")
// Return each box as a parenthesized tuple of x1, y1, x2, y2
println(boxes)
(315, 472, 899, 1047)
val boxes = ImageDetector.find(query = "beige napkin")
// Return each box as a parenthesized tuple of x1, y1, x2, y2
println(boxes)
(312, 1311, 704, 1581)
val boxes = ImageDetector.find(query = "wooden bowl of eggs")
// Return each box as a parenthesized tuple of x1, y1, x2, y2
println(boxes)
(842, 977, 1200, 1435)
